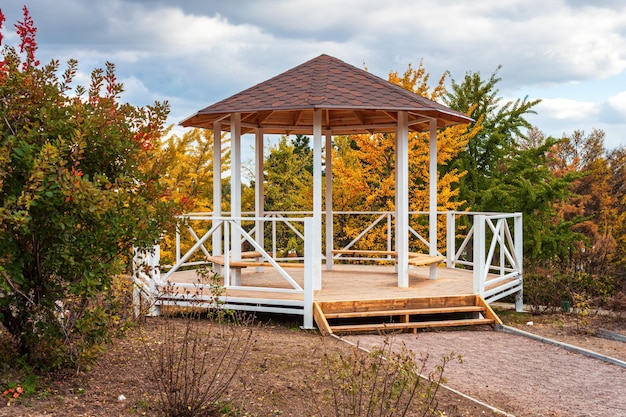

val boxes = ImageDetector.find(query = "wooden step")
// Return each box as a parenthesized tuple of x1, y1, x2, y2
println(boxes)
(323, 305, 485, 319)
(313, 295, 502, 335)
(318, 295, 480, 315)
(330, 318, 495, 334)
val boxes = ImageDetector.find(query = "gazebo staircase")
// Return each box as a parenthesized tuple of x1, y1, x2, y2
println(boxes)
(313, 295, 502, 335)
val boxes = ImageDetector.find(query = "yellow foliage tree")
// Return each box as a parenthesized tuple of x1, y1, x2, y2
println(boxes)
(153, 127, 231, 264)
(332, 62, 480, 253)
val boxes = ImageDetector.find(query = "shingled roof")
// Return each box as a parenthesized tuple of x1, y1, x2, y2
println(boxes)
(181, 54, 472, 135)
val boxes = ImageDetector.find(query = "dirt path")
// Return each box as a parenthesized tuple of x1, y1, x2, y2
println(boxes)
(343, 330, 626, 417)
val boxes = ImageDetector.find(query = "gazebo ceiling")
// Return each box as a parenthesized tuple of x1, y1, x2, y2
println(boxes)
(181, 54, 472, 135)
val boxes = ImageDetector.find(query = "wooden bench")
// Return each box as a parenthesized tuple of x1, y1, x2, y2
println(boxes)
(332, 249, 397, 257)
(407, 254, 446, 266)
(240, 251, 263, 259)
(206, 255, 304, 269)
(331, 250, 445, 266)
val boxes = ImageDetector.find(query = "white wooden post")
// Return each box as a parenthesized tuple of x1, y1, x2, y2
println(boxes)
(394, 155, 399, 274)
(312, 109, 323, 290)
(150, 246, 161, 283)
(223, 221, 230, 287)
(212, 122, 223, 273)
(500, 219, 506, 277)
(148, 246, 161, 316)
(132, 283, 141, 318)
(255, 128, 265, 272)
(271, 217, 277, 258)
(396, 111, 409, 287)
(148, 279, 160, 316)
(231, 113, 242, 286)
(446, 211, 455, 268)
(302, 217, 315, 329)
(514, 212, 524, 312)
(428, 118, 438, 280)
(175, 225, 181, 263)
(325, 133, 334, 270)
(387, 213, 393, 252)
(473, 214, 486, 296)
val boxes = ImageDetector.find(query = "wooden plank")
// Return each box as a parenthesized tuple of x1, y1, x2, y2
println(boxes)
(474, 295, 503, 325)
(205, 255, 303, 268)
(332, 249, 397, 256)
(330, 318, 495, 333)
(399, 313, 415, 334)
(323, 305, 485, 319)
(241, 251, 262, 259)
(407, 254, 445, 266)
(206, 255, 234, 267)
(313, 302, 333, 336)
(232, 261, 304, 268)
(317, 295, 478, 314)
(331, 250, 442, 262)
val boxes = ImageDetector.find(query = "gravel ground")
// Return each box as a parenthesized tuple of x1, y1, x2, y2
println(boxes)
(343, 330, 626, 417)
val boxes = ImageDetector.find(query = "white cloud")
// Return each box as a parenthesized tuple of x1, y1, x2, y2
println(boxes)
(120, 76, 151, 104)
(202, 0, 626, 88)
(607, 91, 626, 119)
(3, 0, 626, 149)
(536, 98, 599, 121)
(116, 8, 269, 56)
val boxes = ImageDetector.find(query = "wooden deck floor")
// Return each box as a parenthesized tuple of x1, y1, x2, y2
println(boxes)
(169, 264, 476, 302)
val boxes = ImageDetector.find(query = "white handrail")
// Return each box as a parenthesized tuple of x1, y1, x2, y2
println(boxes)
(132, 209, 524, 323)
(471, 212, 523, 307)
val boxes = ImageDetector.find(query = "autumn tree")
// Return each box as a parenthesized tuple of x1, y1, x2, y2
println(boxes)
(331, 62, 479, 252)
(608, 146, 626, 279)
(154, 128, 229, 212)
(482, 136, 582, 263)
(0, 7, 176, 369)
(551, 130, 619, 275)
(147, 127, 233, 265)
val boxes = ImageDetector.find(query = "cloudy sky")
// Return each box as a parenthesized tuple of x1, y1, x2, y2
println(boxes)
(2, 0, 625, 149)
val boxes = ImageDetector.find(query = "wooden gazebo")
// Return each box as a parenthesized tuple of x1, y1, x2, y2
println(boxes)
(180, 54, 472, 288)
(132, 54, 524, 332)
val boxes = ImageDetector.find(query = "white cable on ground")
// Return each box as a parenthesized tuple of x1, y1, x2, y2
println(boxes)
(331, 334, 516, 417)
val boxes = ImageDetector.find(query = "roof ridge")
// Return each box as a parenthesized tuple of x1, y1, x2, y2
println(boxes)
(181, 54, 472, 132)
(307, 54, 331, 106)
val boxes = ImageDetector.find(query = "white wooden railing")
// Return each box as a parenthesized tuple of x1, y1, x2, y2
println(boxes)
(328, 211, 443, 264)
(328, 211, 523, 309)
(444, 211, 523, 308)
(132, 210, 524, 323)
(132, 246, 161, 316)
(133, 216, 315, 328)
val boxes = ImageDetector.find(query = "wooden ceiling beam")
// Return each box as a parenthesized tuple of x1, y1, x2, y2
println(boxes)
(351, 110, 368, 125)
(256, 110, 275, 125)
(408, 116, 431, 127)
(381, 110, 398, 122)
(292, 110, 304, 126)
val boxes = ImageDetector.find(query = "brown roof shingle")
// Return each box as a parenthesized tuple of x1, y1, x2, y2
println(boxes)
(181, 54, 471, 134)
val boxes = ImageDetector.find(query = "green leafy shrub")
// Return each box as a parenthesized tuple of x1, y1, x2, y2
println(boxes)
(524, 268, 618, 313)
(0, 7, 177, 370)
